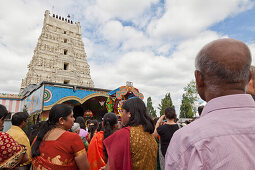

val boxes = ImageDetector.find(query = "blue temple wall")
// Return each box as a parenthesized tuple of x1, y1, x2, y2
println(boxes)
(43, 85, 109, 110)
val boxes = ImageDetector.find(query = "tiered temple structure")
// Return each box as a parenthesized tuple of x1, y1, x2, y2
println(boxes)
(20, 10, 94, 93)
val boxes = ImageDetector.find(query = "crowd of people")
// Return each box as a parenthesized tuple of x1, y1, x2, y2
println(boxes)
(1, 38, 255, 170)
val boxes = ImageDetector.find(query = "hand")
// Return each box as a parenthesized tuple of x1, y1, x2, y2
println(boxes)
(159, 115, 165, 122)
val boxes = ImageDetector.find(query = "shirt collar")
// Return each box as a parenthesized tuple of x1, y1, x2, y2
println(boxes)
(11, 125, 23, 131)
(201, 94, 255, 117)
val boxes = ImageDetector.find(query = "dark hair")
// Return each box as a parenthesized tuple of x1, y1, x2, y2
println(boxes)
(32, 104, 73, 157)
(88, 120, 98, 140)
(164, 107, 176, 120)
(97, 121, 103, 132)
(122, 98, 154, 134)
(11, 112, 29, 126)
(28, 121, 44, 145)
(185, 120, 191, 124)
(103, 112, 118, 161)
(75, 116, 86, 129)
(103, 113, 117, 139)
(198, 105, 204, 116)
(153, 117, 159, 126)
(0, 104, 8, 120)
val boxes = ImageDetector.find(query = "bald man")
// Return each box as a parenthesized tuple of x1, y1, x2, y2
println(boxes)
(165, 39, 255, 170)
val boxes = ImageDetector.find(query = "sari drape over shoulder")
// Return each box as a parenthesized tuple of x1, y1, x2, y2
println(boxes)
(103, 126, 158, 170)
(103, 127, 132, 170)
(87, 131, 105, 170)
(32, 131, 86, 170)
(0, 132, 27, 169)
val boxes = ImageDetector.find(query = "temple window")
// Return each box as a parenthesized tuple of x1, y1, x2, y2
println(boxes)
(64, 80, 70, 84)
(64, 63, 69, 70)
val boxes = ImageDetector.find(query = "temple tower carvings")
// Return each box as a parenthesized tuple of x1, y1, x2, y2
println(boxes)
(21, 10, 94, 92)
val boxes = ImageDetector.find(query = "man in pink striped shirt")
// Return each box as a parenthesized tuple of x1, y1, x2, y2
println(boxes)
(165, 38, 255, 170)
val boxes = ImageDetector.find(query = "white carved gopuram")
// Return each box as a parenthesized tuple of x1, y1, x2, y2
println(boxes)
(21, 10, 94, 92)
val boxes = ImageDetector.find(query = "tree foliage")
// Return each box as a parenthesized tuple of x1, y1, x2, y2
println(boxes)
(158, 93, 175, 116)
(180, 80, 198, 118)
(146, 97, 157, 117)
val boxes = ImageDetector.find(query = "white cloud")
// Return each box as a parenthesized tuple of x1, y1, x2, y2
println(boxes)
(94, 0, 158, 21)
(147, 0, 254, 40)
(90, 30, 222, 115)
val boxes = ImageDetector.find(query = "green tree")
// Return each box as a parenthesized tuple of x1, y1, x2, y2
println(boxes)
(158, 93, 175, 116)
(146, 97, 157, 117)
(180, 80, 199, 118)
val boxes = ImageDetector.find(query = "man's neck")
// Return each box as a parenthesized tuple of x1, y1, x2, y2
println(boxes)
(206, 88, 246, 102)
(166, 119, 176, 124)
(18, 125, 24, 130)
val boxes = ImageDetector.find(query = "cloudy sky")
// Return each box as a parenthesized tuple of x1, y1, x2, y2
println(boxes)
(1, 0, 255, 115)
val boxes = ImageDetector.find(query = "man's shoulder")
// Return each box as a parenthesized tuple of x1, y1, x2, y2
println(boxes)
(170, 118, 210, 149)
(157, 124, 165, 130)
(6, 126, 18, 137)
(170, 108, 255, 152)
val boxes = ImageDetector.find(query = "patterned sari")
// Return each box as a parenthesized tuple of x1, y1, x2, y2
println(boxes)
(0, 132, 27, 169)
(87, 131, 106, 170)
(32, 131, 86, 170)
(103, 126, 158, 170)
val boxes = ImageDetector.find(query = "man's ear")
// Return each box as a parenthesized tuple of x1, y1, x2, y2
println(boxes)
(195, 70, 207, 101)
(249, 70, 252, 82)
(195, 70, 204, 88)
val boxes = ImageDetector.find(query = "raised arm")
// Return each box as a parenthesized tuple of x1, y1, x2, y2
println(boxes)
(153, 115, 164, 138)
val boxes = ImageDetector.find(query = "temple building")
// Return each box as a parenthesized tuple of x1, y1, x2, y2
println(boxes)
(21, 10, 94, 93)
(1, 10, 144, 131)
(0, 10, 111, 129)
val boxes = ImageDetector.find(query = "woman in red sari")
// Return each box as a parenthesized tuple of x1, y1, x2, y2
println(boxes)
(0, 104, 28, 169)
(87, 113, 118, 170)
(31, 104, 89, 170)
(103, 98, 158, 170)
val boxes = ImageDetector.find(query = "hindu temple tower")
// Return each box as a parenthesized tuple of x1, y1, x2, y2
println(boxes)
(20, 10, 94, 93)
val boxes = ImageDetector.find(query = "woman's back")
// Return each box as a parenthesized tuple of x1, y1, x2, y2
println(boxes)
(130, 126, 157, 170)
(87, 131, 105, 170)
(33, 131, 85, 169)
(157, 124, 179, 157)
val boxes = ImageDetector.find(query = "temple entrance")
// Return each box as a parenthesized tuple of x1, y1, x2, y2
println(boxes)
(81, 96, 107, 120)
(63, 96, 108, 121)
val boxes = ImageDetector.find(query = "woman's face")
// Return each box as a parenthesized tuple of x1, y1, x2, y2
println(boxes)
(121, 109, 130, 126)
(62, 111, 75, 130)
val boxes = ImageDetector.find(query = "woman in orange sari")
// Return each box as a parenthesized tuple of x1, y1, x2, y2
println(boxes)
(31, 104, 89, 170)
(87, 113, 118, 170)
